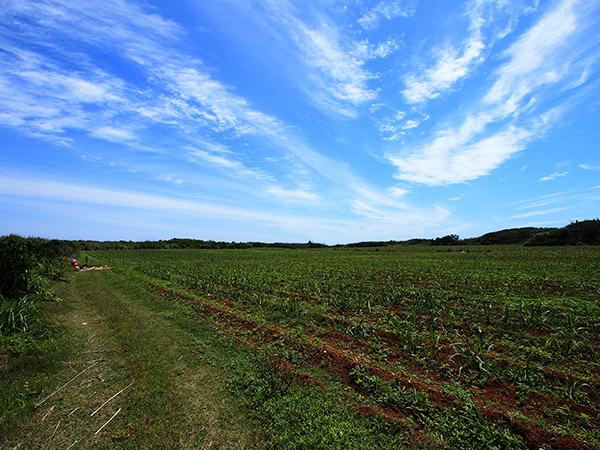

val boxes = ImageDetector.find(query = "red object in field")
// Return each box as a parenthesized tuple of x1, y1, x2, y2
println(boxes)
(71, 259, 78, 269)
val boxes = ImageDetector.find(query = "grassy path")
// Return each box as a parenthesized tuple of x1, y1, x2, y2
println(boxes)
(1, 269, 262, 449)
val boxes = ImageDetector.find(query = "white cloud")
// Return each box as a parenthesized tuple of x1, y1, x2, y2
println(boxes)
(484, 0, 578, 107)
(349, 199, 450, 232)
(0, 0, 326, 187)
(296, 24, 378, 117)
(161, 67, 282, 136)
(0, 174, 453, 244)
(252, 0, 390, 117)
(358, 1, 416, 30)
(91, 126, 136, 143)
(511, 207, 569, 219)
(386, 186, 409, 197)
(377, 109, 409, 140)
(0, 175, 344, 230)
(389, 125, 531, 185)
(401, 120, 420, 130)
(401, 0, 546, 105)
(403, 35, 485, 104)
(0, 46, 128, 142)
(540, 171, 568, 181)
(187, 146, 272, 181)
(266, 185, 320, 202)
(510, 187, 600, 222)
(580, 164, 600, 170)
(389, 0, 596, 186)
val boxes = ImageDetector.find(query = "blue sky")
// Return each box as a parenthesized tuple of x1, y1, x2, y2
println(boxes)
(1, 0, 599, 244)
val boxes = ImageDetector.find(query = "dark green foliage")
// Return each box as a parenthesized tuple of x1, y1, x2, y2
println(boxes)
(0, 235, 67, 352)
(431, 234, 460, 246)
(73, 237, 327, 250)
(226, 353, 414, 449)
(467, 227, 551, 245)
(525, 219, 600, 246)
(0, 235, 38, 300)
(0, 235, 71, 301)
(0, 296, 50, 337)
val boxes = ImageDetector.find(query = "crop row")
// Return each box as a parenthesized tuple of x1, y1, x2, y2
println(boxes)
(87, 246, 600, 449)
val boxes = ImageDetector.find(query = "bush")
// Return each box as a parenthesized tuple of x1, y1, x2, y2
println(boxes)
(0, 235, 67, 303)
(0, 235, 63, 355)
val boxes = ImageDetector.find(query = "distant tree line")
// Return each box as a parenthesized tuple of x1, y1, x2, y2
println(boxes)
(72, 238, 328, 251)
(523, 219, 600, 246)
(2, 219, 599, 258)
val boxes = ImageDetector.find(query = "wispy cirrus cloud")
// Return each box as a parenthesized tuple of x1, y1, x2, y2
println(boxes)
(253, 0, 404, 117)
(579, 164, 600, 170)
(2, 0, 442, 226)
(289, 22, 380, 118)
(0, 174, 451, 244)
(358, 0, 416, 30)
(265, 185, 320, 203)
(0, 175, 342, 234)
(511, 207, 570, 219)
(402, 36, 485, 104)
(0, 0, 283, 141)
(511, 187, 600, 211)
(401, 0, 541, 105)
(401, 0, 487, 104)
(389, 0, 598, 186)
(386, 186, 410, 197)
(540, 171, 568, 181)
(0, 45, 128, 144)
(91, 126, 137, 143)
(0, 0, 306, 186)
(186, 144, 273, 181)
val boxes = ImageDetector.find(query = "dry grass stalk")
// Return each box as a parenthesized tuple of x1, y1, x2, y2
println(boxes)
(40, 405, 55, 422)
(94, 408, 121, 435)
(52, 420, 61, 436)
(37, 361, 101, 406)
(90, 382, 132, 417)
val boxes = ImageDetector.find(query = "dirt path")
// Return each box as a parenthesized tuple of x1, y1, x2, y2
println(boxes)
(2, 270, 261, 449)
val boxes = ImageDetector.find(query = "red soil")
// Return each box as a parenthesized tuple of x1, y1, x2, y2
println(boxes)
(147, 281, 600, 450)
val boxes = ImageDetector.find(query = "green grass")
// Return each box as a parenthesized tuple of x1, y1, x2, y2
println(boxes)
(4, 245, 600, 449)
(1, 269, 262, 449)
(84, 245, 600, 449)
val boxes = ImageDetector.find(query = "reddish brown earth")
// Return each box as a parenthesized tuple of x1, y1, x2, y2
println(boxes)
(147, 282, 600, 450)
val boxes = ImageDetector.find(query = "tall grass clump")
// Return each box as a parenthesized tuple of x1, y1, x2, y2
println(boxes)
(0, 235, 75, 421)
(0, 235, 72, 351)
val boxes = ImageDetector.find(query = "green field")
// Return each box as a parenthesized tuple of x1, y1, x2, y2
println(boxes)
(78, 245, 599, 450)
(3, 245, 600, 449)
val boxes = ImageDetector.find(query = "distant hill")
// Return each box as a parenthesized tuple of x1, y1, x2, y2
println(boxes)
(344, 220, 600, 247)
(463, 227, 554, 245)
(523, 219, 600, 246)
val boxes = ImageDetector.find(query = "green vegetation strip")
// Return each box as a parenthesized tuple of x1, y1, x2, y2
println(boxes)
(86, 246, 600, 449)
(4, 244, 600, 449)
(1, 269, 261, 449)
